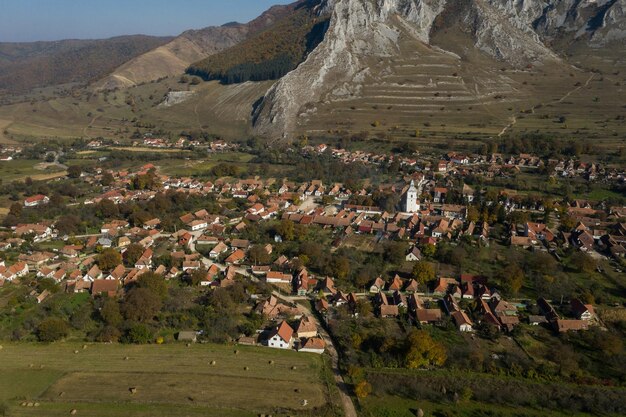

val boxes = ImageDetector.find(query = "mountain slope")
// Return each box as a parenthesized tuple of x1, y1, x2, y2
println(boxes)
(0, 36, 172, 95)
(95, 2, 305, 90)
(252, 0, 626, 139)
(187, 1, 328, 84)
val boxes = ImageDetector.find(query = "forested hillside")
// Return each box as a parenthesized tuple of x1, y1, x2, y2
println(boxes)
(0, 35, 172, 94)
(186, 5, 328, 84)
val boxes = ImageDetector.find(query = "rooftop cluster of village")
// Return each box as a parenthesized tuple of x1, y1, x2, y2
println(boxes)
(0, 137, 624, 355)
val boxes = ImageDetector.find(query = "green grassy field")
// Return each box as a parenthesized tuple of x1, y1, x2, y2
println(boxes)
(0, 159, 65, 182)
(0, 342, 334, 417)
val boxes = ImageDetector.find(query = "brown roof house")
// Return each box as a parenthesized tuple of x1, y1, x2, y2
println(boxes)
(267, 321, 294, 350)
(299, 337, 326, 354)
(295, 315, 318, 338)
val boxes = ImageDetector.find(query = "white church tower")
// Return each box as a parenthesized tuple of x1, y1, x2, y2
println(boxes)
(404, 180, 420, 213)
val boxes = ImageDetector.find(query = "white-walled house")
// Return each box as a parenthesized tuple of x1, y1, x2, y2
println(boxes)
(267, 321, 294, 349)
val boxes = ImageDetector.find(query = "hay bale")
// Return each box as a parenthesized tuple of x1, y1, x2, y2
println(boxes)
(124, 356, 129, 361)
(234, 349, 239, 355)
(59, 392, 65, 397)
(0, 345, 3, 350)
(243, 366, 249, 371)
(210, 360, 216, 366)
(291, 366, 297, 370)
(74, 350, 79, 354)
(20, 402, 27, 407)
(294, 388, 300, 393)
(186, 343, 191, 347)
(70, 409, 77, 415)
(416, 408, 424, 417)
(268, 360, 274, 365)
(34, 402, 40, 407)
(129, 387, 137, 395)
(26, 402, 34, 407)
(82, 345, 87, 350)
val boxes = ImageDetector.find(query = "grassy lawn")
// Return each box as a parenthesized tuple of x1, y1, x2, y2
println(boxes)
(574, 187, 625, 202)
(0, 342, 333, 417)
(109, 147, 193, 153)
(158, 152, 256, 177)
(0, 159, 65, 182)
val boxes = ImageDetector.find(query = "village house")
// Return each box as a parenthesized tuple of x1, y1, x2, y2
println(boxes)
(209, 242, 229, 259)
(299, 337, 326, 354)
(24, 194, 49, 207)
(266, 271, 293, 284)
(267, 321, 294, 349)
(225, 249, 245, 265)
(452, 310, 473, 332)
(570, 299, 595, 321)
(295, 315, 318, 338)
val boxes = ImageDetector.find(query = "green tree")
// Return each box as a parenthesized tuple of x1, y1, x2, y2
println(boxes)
(97, 248, 122, 271)
(384, 241, 408, 265)
(354, 380, 372, 399)
(184, 268, 207, 286)
(405, 330, 447, 368)
(9, 202, 22, 217)
(420, 244, 436, 258)
(275, 219, 295, 241)
(56, 214, 81, 236)
(477, 321, 501, 341)
(504, 264, 524, 295)
(248, 245, 270, 265)
(467, 206, 480, 223)
(37, 318, 70, 342)
(136, 272, 168, 299)
(67, 165, 82, 178)
(412, 261, 435, 284)
(332, 256, 351, 280)
(101, 172, 115, 186)
(122, 323, 153, 344)
(100, 298, 122, 327)
(123, 244, 144, 267)
(96, 325, 121, 342)
(122, 288, 162, 322)
(571, 253, 597, 273)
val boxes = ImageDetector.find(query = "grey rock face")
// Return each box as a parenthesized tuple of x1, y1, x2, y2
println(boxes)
(253, 0, 626, 138)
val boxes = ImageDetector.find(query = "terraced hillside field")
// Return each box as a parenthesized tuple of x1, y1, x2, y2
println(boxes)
(0, 77, 274, 142)
(298, 16, 618, 150)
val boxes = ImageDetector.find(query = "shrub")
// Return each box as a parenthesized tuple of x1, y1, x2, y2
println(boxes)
(122, 323, 153, 344)
(37, 318, 70, 342)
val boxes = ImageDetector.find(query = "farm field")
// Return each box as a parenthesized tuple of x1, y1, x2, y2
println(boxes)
(0, 159, 66, 182)
(0, 342, 335, 417)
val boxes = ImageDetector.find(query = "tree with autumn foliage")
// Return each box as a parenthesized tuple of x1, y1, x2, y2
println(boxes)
(412, 261, 435, 285)
(97, 248, 122, 271)
(404, 330, 447, 369)
(354, 380, 372, 399)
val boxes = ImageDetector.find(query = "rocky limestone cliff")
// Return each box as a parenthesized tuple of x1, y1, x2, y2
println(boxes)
(253, 0, 553, 137)
(253, 0, 626, 138)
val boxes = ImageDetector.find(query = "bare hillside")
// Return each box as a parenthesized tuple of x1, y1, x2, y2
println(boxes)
(95, 3, 303, 90)
(0, 35, 172, 95)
